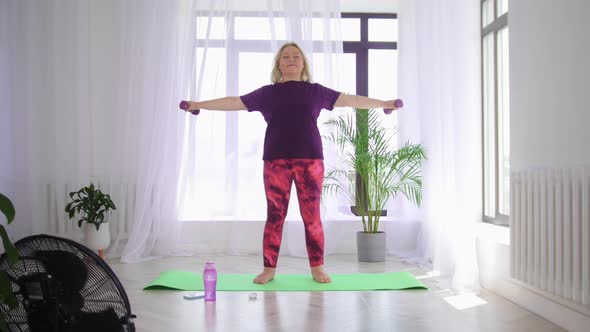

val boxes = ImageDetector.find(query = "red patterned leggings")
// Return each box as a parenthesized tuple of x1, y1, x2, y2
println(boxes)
(262, 159, 325, 268)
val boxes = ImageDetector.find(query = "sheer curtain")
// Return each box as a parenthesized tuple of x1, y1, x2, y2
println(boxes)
(1, 0, 415, 266)
(398, 0, 482, 292)
(176, 0, 349, 258)
(0, 0, 196, 262)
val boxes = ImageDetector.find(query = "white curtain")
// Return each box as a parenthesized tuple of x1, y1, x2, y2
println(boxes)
(0, 0, 195, 262)
(398, 0, 482, 293)
(1, 0, 421, 266)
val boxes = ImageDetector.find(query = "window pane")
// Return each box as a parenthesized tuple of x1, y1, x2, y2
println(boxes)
(235, 17, 286, 40)
(314, 52, 356, 144)
(369, 50, 398, 149)
(497, 28, 510, 215)
(236, 52, 273, 219)
(498, 0, 509, 16)
(339, 53, 356, 94)
(368, 19, 398, 42)
(341, 18, 360, 41)
(482, 0, 495, 28)
(311, 18, 343, 41)
(196, 16, 226, 40)
(368, 50, 397, 100)
(179, 48, 228, 220)
(317, 54, 356, 156)
(312, 53, 356, 94)
(195, 48, 227, 98)
(483, 34, 496, 218)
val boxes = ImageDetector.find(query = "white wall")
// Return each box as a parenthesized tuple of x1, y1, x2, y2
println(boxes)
(510, 0, 590, 171)
(479, 1, 590, 331)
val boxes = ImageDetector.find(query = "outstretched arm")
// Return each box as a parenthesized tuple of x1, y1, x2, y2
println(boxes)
(183, 97, 246, 112)
(333, 94, 399, 110)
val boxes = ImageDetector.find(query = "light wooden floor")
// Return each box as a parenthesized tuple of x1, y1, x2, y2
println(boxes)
(108, 254, 564, 332)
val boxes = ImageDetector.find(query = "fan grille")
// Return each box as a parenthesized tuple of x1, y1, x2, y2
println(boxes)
(0, 234, 134, 332)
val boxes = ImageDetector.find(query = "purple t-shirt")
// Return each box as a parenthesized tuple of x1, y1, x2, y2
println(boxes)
(240, 81, 341, 160)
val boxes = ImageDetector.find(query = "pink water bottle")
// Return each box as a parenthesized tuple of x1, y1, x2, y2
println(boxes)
(203, 262, 217, 301)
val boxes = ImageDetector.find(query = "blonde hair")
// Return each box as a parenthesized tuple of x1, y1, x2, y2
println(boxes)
(271, 42, 312, 83)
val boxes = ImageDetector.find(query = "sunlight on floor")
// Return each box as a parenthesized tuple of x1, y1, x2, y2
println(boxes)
(444, 293, 488, 310)
(415, 271, 440, 280)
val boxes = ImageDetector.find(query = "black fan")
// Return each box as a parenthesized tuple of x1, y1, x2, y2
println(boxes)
(0, 234, 135, 332)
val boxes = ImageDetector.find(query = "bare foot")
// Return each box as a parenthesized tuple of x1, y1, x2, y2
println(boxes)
(311, 265, 331, 283)
(253, 267, 276, 284)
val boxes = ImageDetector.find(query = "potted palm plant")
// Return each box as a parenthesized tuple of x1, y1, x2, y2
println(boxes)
(65, 183, 116, 258)
(323, 108, 426, 262)
(0, 193, 19, 331)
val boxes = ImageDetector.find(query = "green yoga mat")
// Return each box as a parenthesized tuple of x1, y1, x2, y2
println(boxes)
(144, 270, 427, 291)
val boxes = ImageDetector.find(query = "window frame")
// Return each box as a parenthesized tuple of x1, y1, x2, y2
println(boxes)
(481, 0, 509, 226)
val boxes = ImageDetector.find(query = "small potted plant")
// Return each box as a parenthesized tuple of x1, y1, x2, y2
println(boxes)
(323, 108, 426, 262)
(65, 183, 116, 258)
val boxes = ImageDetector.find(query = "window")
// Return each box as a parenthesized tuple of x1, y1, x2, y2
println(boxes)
(482, 0, 509, 226)
(181, 13, 398, 220)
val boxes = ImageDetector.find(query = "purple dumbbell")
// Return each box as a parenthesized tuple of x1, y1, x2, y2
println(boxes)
(384, 99, 404, 114)
(179, 100, 200, 115)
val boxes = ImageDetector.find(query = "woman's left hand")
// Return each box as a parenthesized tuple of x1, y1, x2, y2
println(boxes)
(385, 100, 398, 110)
(386, 99, 404, 109)
(383, 99, 403, 114)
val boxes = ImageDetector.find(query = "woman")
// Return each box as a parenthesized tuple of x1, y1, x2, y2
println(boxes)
(182, 42, 400, 284)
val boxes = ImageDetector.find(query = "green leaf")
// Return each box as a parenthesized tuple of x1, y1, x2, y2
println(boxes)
(0, 226, 18, 266)
(65, 201, 74, 213)
(0, 314, 8, 332)
(0, 193, 15, 224)
(0, 271, 17, 309)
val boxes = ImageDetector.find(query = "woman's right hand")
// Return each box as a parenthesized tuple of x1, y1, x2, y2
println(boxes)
(179, 100, 199, 112)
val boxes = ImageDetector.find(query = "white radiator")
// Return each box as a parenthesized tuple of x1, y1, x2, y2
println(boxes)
(511, 168, 590, 309)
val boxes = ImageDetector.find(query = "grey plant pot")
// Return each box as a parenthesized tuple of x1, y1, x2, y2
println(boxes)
(356, 231, 386, 262)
